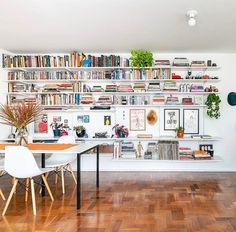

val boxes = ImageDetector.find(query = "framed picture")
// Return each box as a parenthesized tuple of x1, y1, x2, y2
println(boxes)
(164, 109, 180, 130)
(183, 109, 199, 134)
(77, 115, 83, 123)
(34, 114, 48, 134)
(130, 109, 146, 131)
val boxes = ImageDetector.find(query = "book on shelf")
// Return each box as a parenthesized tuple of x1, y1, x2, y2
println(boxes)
(96, 96, 113, 105)
(172, 57, 189, 67)
(147, 83, 160, 91)
(166, 96, 180, 105)
(155, 60, 170, 66)
(137, 134, 153, 138)
(190, 85, 204, 92)
(152, 95, 165, 104)
(190, 61, 206, 67)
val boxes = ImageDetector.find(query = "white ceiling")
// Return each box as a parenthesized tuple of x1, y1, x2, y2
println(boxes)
(0, 0, 236, 53)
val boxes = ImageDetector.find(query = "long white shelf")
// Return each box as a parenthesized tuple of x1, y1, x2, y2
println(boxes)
(5, 78, 221, 83)
(38, 104, 207, 108)
(6, 91, 220, 95)
(2, 66, 221, 72)
(113, 155, 222, 162)
(31, 136, 221, 142)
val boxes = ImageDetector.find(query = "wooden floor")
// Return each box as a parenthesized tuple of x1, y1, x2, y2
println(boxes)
(0, 172, 236, 232)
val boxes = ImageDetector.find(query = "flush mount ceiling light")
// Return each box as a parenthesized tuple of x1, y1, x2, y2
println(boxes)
(187, 10, 198, 27)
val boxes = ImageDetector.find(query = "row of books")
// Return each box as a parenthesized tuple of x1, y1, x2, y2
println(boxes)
(2, 53, 129, 68)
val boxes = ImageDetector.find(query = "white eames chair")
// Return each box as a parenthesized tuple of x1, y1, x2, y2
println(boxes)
(0, 157, 5, 201)
(45, 135, 77, 194)
(2, 146, 54, 216)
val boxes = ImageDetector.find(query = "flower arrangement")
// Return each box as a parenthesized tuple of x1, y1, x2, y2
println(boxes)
(0, 102, 42, 145)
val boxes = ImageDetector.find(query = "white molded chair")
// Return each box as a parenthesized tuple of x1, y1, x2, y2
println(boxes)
(2, 146, 54, 216)
(0, 157, 5, 201)
(44, 135, 77, 194)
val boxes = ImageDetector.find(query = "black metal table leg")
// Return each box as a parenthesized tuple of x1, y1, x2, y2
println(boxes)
(77, 153, 81, 209)
(96, 145, 99, 188)
(41, 153, 46, 197)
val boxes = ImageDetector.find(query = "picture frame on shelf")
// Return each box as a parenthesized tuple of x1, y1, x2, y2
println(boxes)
(164, 109, 180, 131)
(129, 109, 146, 131)
(34, 114, 48, 134)
(83, 115, 90, 123)
(183, 109, 199, 134)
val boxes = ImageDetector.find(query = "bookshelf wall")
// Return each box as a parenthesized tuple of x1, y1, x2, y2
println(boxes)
(2, 52, 221, 162)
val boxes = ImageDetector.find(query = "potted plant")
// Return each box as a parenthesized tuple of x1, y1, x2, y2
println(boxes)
(73, 125, 86, 138)
(206, 93, 221, 119)
(130, 50, 154, 69)
(0, 102, 42, 145)
(176, 127, 184, 138)
(50, 121, 63, 137)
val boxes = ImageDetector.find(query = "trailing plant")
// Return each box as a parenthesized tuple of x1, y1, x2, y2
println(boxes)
(130, 50, 154, 68)
(205, 93, 221, 119)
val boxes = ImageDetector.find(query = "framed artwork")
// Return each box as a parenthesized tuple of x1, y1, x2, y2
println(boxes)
(164, 109, 180, 130)
(183, 109, 199, 134)
(104, 116, 111, 126)
(77, 115, 83, 123)
(129, 109, 146, 131)
(34, 114, 48, 134)
(83, 115, 90, 123)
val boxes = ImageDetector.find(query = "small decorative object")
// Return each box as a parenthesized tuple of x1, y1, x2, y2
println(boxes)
(130, 109, 146, 131)
(183, 109, 199, 134)
(93, 132, 108, 138)
(50, 120, 63, 137)
(199, 144, 214, 157)
(130, 50, 154, 68)
(205, 93, 221, 119)
(227, 92, 236, 106)
(176, 127, 184, 138)
(164, 109, 180, 131)
(147, 110, 157, 125)
(207, 60, 212, 66)
(0, 102, 42, 146)
(83, 115, 90, 123)
(112, 124, 129, 138)
(104, 116, 111, 126)
(137, 141, 143, 158)
(73, 125, 86, 138)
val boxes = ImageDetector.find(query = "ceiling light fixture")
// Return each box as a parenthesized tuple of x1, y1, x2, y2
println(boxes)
(187, 10, 198, 27)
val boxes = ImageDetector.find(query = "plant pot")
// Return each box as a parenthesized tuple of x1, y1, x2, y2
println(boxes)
(53, 129, 61, 137)
(177, 132, 184, 138)
(76, 129, 86, 138)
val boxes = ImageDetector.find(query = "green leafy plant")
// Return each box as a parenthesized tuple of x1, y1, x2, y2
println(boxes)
(205, 93, 221, 119)
(176, 127, 184, 133)
(130, 50, 154, 68)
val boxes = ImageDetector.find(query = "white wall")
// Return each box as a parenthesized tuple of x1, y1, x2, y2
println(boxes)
(1, 51, 236, 171)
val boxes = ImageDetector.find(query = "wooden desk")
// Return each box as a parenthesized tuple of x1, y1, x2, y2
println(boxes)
(0, 142, 100, 209)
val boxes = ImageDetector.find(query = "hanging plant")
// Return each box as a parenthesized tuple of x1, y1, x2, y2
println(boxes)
(205, 93, 221, 119)
(130, 50, 154, 69)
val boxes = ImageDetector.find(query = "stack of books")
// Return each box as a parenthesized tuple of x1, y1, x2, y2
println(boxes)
(117, 84, 133, 92)
(133, 83, 146, 92)
(147, 83, 160, 91)
(144, 142, 158, 159)
(190, 85, 204, 92)
(121, 142, 137, 159)
(96, 96, 113, 105)
(155, 60, 170, 66)
(56, 83, 73, 92)
(163, 81, 178, 92)
(166, 96, 180, 105)
(80, 93, 94, 104)
(152, 95, 165, 104)
(182, 97, 193, 105)
(91, 86, 104, 92)
(179, 147, 194, 160)
(105, 85, 117, 92)
(193, 150, 212, 160)
(191, 61, 206, 67)
(173, 57, 189, 67)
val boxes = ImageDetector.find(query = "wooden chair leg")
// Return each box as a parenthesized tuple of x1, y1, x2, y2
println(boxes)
(2, 179, 18, 216)
(25, 178, 30, 202)
(68, 164, 77, 185)
(41, 175, 54, 202)
(12, 177, 16, 194)
(30, 179, 36, 216)
(39, 172, 49, 194)
(55, 169, 58, 184)
(0, 188, 5, 201)
(61, 167, 65, 194)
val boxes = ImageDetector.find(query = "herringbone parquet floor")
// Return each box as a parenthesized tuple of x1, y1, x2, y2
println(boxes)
(0, 172, 236, 232)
